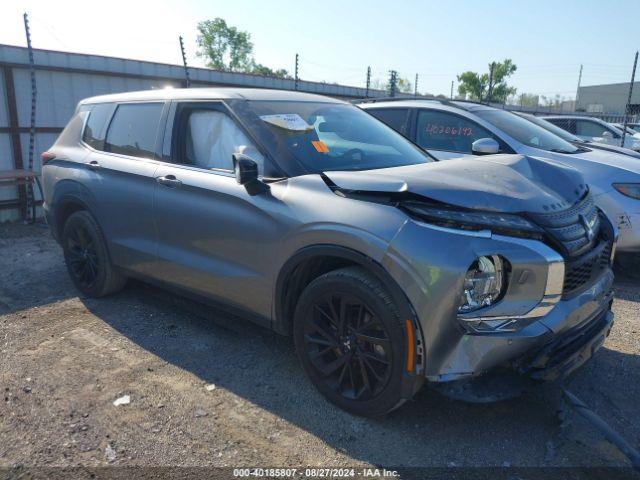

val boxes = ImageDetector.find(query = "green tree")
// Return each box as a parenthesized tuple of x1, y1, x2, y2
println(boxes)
(518, 93, 540, 107)
(397, 76, 413, 93)
(197, 18, 253, 71)
(457, 59, 517, 103)
(196, 18, 289, 78)
(370, 76, 414, 94)
(251, 63, 291, 79)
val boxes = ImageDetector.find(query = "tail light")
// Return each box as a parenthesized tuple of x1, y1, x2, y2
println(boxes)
(41, 151, 56, 166)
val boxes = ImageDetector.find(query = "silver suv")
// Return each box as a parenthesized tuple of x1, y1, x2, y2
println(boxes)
(42, 88, 615, 416)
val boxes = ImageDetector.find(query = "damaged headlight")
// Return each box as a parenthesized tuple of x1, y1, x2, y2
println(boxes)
(458, 255, 507, 313)
(402, 202, 543, 239)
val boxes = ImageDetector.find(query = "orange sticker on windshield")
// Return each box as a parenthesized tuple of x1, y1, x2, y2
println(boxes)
(312, 141, 329, 153)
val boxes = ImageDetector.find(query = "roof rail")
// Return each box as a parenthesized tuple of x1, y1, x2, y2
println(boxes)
(350, 95, 420, 105)
(353, 95, 493, 111)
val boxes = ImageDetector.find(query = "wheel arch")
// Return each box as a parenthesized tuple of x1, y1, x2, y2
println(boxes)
(273, 245, 419, 337)
(52, 193, 92, 241)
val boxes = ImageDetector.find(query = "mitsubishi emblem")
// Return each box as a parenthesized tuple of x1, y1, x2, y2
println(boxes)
(580, 214, 595, 241)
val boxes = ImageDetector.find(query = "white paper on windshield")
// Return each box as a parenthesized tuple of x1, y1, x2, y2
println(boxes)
(260, 114, 313, 131)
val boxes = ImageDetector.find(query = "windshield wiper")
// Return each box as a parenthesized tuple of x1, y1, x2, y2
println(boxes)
(549, 148, 579, 154)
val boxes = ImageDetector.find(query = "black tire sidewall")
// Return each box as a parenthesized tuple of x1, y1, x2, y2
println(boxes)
(293, 270, 407, 417)
(61, 211, 113, 297)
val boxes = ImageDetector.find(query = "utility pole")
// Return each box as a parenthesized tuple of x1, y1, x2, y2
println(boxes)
(575, 64, 583, 111)
(294, 53, 299, 91)
(486, 62, 495, 104)
(388, 70, 397, 97)
(23, 12, 37, 222)
(414, 73, 418, 97)
(365, 66, 371, 98)
(621, 51, 638, 148)
(179, 36, 191, 88)
(450, 80, 454, 99)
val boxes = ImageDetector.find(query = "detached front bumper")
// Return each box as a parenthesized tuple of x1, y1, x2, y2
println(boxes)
(520, 307, 614, 381)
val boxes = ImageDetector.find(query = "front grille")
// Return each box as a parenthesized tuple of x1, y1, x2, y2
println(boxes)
(530, 193, 613, 297)
(530, 194, 600, 258)
(563, 235, 612, 296)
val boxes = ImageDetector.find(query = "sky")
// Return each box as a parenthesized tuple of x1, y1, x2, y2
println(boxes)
(1, 0, 639, 99)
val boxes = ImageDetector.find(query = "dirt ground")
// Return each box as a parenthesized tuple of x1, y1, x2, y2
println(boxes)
(1, 222, 640, 475)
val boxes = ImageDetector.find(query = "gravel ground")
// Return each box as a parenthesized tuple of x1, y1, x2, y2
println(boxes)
(1, 222, 639, 475)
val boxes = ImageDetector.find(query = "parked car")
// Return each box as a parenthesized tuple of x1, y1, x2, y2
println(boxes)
(543, 115, 640, 151)
(42, 89, 615, 416)
(513, 112, 640, 160)
(359, 99, 640, 255)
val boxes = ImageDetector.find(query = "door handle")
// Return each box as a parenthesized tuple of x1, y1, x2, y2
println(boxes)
(86, 160, 101, 170)
(156, 175, 182, 188)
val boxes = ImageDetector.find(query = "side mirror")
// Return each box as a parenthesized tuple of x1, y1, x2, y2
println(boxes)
(232, 153, 269, 195)
(602, 131, 613, 138)
(233, 153, 259, 185)
(471, 138, 500, 155)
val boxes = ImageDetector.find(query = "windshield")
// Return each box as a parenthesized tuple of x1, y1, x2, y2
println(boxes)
(475, 109, 580, 154)
(516, 113, 584, 142)
(229, 100, 431, 175)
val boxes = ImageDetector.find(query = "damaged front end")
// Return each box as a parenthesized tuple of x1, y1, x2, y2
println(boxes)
(322, 155, 617, 402)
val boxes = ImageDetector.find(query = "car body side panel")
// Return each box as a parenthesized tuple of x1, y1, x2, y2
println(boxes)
(80, 150, 159, 276)
(152, 171, 408, 321)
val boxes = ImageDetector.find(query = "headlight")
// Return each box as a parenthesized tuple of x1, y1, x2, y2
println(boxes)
(402, 202, 543, 239)
(613, 183, 640, 200)
(458, 255, 507, 313)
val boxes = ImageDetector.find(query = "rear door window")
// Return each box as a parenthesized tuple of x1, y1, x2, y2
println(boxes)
(415, 110, 501, 153)
(105, 103, 164, 158)
(576, 120, 618, 138)
(82, 103, 115, 150)
(367, 108, 410, 137)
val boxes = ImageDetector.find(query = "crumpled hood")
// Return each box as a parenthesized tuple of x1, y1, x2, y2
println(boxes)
(324, 154, 587, 214)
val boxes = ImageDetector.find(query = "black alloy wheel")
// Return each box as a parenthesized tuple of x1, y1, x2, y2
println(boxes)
(303, 292, 393, 401)
(62, 210, 127, 297)
(294, 266, 419, 417)
(65, 222, 100, 289)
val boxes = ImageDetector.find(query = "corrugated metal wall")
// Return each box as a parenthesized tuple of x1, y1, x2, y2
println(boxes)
(0, 44, 388, 222)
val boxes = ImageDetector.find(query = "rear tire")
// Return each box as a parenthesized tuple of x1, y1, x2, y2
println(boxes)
(61, 211, 126, 297)
(293, 266, 415, 417)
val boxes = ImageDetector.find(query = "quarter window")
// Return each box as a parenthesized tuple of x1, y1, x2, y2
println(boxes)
(82, 103, 114, 150)
(416, 110, 498, 153)
(367, 108, 409, 136)
(105, 103, 163, 158)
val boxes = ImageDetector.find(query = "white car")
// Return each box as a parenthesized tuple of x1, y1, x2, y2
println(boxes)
(359, 99, 640, 255)
(543, 115, 640, 152)
(516, 113, 640, 160)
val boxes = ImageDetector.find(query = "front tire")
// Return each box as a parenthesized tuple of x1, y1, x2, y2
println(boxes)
(61, 211, 126, 297)
(293, 266, 416, 417)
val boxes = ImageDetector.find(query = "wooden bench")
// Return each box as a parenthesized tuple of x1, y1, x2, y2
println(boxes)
(0, 169, 42, 222)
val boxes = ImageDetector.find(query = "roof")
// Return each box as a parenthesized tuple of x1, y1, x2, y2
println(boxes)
(79, 87, 346, 105)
